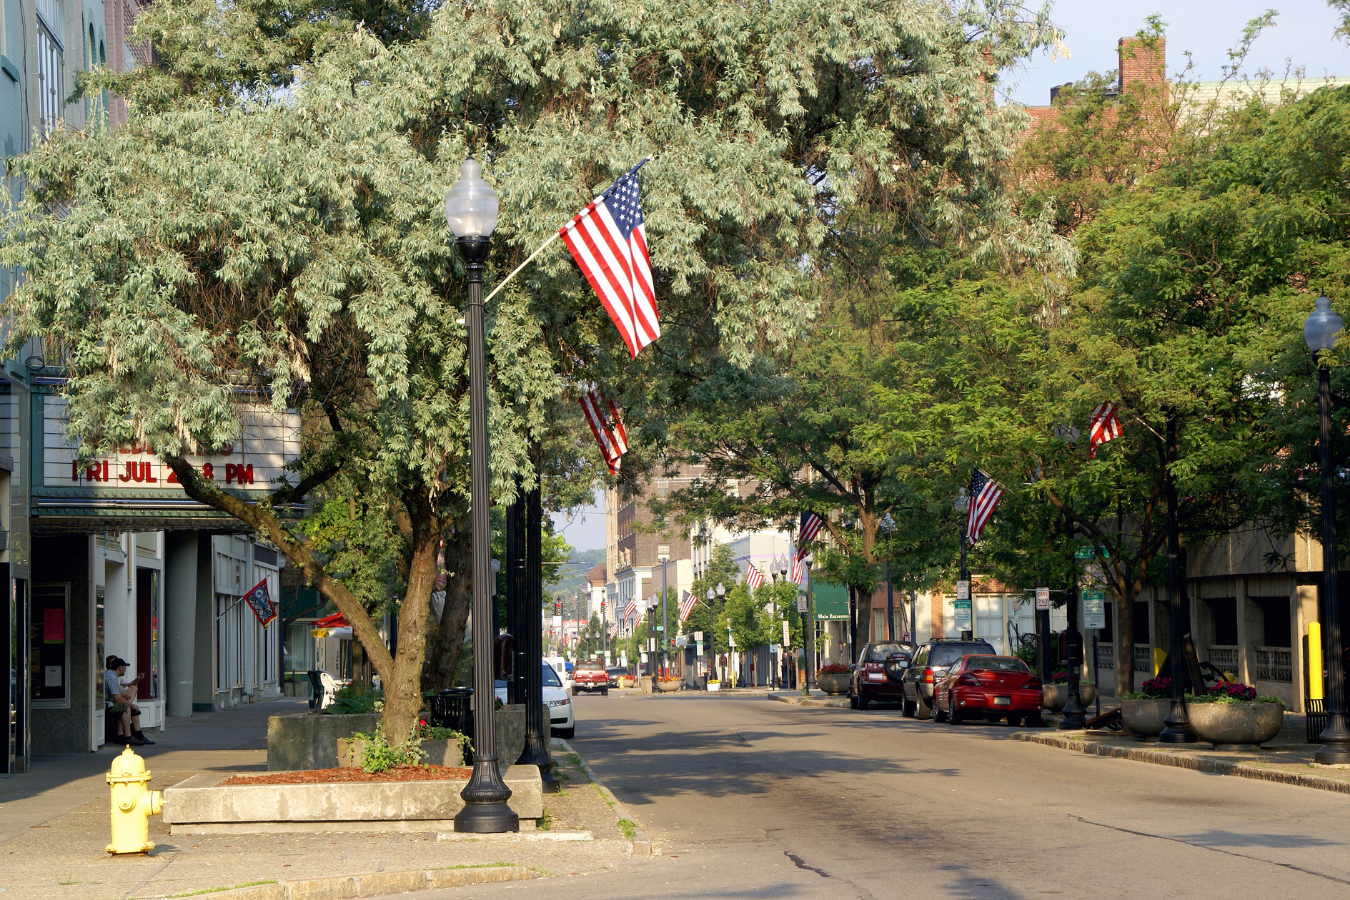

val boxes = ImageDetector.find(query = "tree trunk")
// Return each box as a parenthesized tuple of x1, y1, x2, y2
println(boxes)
(381, 503, 442, 746)
(430, 527, 473, 691)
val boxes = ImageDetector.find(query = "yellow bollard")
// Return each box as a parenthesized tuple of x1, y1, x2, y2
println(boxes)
(106, 746, 163, 854)
(1309, 622, 1325, 702)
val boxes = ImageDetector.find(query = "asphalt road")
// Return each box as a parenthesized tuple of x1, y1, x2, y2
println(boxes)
(403, 693, 1350, 900)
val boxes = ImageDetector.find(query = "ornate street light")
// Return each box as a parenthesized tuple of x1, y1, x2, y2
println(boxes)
(954, 489, 970, 640)
(446, 159, 517, 833)
(880, 514, 896, 641)
(1306, 296, 1350, 764)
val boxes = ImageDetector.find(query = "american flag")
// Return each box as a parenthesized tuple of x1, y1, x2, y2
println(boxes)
(623, 598, 637, 622)
(745, 564, 765, 590)
(679, 591, 697, 622)
(799, 511, 824, 545)
(608, 623, 618, 639)
(1088, 402, 1123, 459)
(790, 554, 805, 586)
(579, 391, 628, 473)
(966, 469, 1005, 545)
(560, 160, 659, 358)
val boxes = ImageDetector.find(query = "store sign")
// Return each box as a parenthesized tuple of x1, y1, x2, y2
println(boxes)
(42, 397, 300, 492)
(1035, 587, 1050, 611)
(1082, 590, 1106, 630)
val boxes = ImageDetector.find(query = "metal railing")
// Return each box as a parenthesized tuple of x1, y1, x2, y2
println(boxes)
(1096, 643, 1115, 671)
(1207, 645, 1240, 675)
(1256, 646, 1293, 683)
(1134, 645, 1153, 673)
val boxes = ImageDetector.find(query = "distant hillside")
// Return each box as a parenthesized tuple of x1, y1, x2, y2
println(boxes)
(548, 546, 606, 597)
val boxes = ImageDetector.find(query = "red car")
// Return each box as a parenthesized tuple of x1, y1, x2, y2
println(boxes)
(573, 660, 609, 695)
(933, 655, 1043, 726)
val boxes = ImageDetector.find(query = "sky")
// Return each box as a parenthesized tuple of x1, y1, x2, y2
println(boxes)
(1004, 0, 1349, 106)
(551, 491, 607, 552)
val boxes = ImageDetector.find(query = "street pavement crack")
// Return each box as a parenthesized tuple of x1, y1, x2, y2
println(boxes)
(785, 852, 829, 878)
(1070, 816, 1350, 886)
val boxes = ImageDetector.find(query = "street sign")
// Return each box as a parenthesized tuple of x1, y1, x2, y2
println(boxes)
(696, 641, 704, 657)
(728, 635, 737, 649)
(956, 580, 970, 600)
(782, 620, 791, 646)
(954, 598, 972, 631)
(1035, 587, 1050, 611)
(694, 631, 704, 642)
(796, 595, 807, 613)
(676, 635, 688, 648)
(1075, 546, 1109, 559)
(1082, 590, 1106, 630)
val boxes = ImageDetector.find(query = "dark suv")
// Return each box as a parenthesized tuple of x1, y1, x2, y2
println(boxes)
(849, 641, 915, 709)
(900, 639, 996, 718)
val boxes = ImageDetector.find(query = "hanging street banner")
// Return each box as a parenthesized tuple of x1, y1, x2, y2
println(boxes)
(1082, 590, 1106, 630)
(243, 578, 278, 628)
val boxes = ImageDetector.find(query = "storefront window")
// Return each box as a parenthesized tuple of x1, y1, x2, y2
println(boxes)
(30, 584, 69, 706)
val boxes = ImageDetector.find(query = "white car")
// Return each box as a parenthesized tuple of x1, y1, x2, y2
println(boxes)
(493, 663, 574, 739)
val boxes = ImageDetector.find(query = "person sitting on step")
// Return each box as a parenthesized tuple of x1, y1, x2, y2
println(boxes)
(104, 656, 155, 747)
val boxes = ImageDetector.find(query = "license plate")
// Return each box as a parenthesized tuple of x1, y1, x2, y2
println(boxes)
(993, 696, 1011, 706)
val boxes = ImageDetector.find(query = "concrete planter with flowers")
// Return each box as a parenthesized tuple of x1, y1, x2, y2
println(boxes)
(817, 665, 852, 696)
(1187, 682, 1285, 749)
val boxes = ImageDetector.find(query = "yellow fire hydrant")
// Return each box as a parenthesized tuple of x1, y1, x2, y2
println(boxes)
(106, 746, 163, 854)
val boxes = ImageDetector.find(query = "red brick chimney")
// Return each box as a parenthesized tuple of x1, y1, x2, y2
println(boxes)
(1118, 36, 1166, 92)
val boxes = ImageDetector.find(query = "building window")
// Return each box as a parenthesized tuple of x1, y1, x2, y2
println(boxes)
(215, 594, 242, 691)
(35, 0, 62, 137)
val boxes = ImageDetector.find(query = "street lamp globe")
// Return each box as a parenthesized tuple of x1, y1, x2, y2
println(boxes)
(954, 488, 969, 513)
(880, 513, 895, 534)
(1305, 295, 1344, 354)
(444, 159, 499, 239)
(706, 587, 715, 601)
(716, 582, 726, 598)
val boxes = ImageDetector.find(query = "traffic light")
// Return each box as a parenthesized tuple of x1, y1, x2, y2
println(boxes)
(555, 601, 562, 615)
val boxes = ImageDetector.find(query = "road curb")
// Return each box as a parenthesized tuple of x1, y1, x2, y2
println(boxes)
(184, 864, 540, 900)
(553, 739, 653, 859)
(1016, 731, 1350, 795)
(769, 693, 851, 709)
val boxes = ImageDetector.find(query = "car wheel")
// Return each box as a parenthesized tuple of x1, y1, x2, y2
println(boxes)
(917, 696, 933, 720)
(558, 726, 574, 739)
(1027, 712, 1044, 728)
(602, 689, 608, 697)
(902, 699, 917, 718)
(933, 696, 948, 722)
(857, 693, 870, 711)
(1007, 713, 1023, 727)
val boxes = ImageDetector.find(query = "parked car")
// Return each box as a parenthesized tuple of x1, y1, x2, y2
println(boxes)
(849, 641, 915, 709)
(542, 662, 575, 738)
(933, 654, 1043, 726)
(574, 659, 609, 695)
(900, 639, 997, 717)
(606, 666, 626, 687)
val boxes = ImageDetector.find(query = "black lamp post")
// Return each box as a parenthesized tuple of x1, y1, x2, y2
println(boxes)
(1059, 522, 1087, 730)
(1306, 296, 1350, 764)
(802, 553, 815, 688)
(704, 586, 717, 688)
(659, 547, 670, 676)
(954, 488, 971, 641)
(1157, 410, 1196, 745)
(447, 159, 518, 833)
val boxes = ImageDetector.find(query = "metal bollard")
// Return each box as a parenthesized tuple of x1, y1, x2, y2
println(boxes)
(106, 746, 163, 854)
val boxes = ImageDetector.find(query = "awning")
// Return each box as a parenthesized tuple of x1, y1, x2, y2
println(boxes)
(811, 580, 851, 621)
(312, 612, 349, 628)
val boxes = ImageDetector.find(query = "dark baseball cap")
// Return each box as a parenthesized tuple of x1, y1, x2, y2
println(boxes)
(106, 656, 127, 669)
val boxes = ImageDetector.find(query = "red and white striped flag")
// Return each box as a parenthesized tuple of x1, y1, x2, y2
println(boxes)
(790, 554, 805, 586)
(679, 591, 697, 622)
(623, 598, 638, 622)
(1088, 402, 1123, 459)
(745, 564, 765, 590)
(560, 160, 659, 358)
(966, 469, 1005, 545)
(579, 390, 628, 474)
(799, 511, 824, 545)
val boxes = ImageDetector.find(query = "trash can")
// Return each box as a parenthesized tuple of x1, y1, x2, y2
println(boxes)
(429, 687, 473, 734)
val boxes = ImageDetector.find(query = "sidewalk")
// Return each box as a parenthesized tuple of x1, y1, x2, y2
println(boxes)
(0, 701, 647, 899)
(1019, 713, 1350, 796)
(769, 689, 851, 708)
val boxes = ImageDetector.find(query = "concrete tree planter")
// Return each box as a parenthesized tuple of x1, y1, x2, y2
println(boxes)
(1041, 684, 1097, 712)
(619, 677, 636, 689)
(817, 674, 851, 696)
(1121, 699, 1171, 739)
(337, 738, 465, 770)
(706, 682, 721, 692)
(267, 712, 382, 771)
(655, 680, 682, 693)
(1187, 702, 1284, 749)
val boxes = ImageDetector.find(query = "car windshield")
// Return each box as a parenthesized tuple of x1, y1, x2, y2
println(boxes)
(542, 665, 562, 687)
(577, 662, 603, 671)
(929, 643, 996, 667)
(965, 656, 1029, 673)
(866, 643, 909, 662)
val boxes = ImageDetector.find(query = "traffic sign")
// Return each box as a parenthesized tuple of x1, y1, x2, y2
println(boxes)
(797, 595, 808, 613)
(696, 641, 704, 657)
(1035, 587, 1050, 611)
(954, 598, 972, 631)
(1082, 590, 1106, 630)
(782, 620, 791, 646)
(694, 631, 704, 642)
(956, 580, 970, 600)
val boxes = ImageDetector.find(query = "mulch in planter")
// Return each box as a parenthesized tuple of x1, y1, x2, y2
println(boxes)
(221, 765, 473, 786)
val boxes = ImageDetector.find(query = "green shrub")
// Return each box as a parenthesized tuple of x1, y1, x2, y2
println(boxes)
(349, 725, 425, 774)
